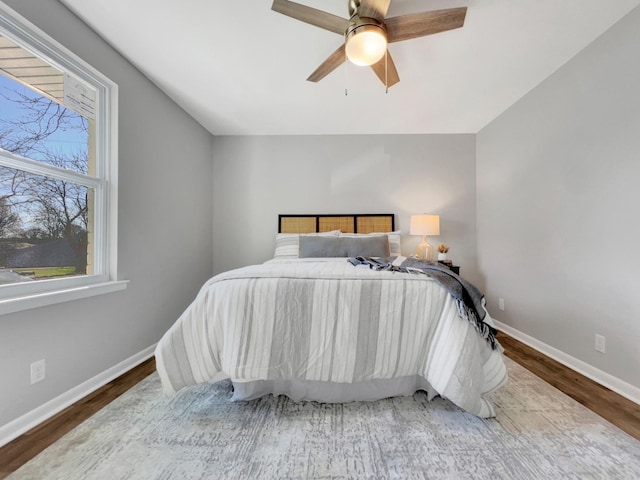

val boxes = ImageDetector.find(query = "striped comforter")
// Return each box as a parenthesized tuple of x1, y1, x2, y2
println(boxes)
(155, 259, 508, 417)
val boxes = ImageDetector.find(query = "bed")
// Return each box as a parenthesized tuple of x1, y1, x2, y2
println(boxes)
(155, 214, 508, 418)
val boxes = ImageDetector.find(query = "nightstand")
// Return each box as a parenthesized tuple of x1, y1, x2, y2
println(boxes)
(438, 261, 460, 275)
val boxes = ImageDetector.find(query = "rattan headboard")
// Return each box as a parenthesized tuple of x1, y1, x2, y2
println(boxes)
(278, 214, 395, 234)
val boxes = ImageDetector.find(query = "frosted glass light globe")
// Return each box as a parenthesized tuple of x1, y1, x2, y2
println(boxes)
(345, 25, 387, 66)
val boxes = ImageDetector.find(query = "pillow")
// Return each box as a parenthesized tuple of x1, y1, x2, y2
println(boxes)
(339, 231, 401, 257)
(273, 230, 340, 258)
(299, 235, 390, 258)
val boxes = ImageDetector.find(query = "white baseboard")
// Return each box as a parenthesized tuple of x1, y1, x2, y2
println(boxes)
(495, 320, 640, 406)
(0, 344, 156, 448)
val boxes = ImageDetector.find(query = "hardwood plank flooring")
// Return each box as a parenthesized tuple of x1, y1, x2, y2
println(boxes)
(0, 358, 156, 479)
(497, 331, 640, 440)
(1, 335, 639, 478)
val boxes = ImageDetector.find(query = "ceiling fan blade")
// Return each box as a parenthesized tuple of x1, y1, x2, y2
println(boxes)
(385, 7, 467, 43)
(370, 51, 400, 87)
(358, 0, 391, 19)
(307, 44, 346, 82)
(271, 0, 349, 35)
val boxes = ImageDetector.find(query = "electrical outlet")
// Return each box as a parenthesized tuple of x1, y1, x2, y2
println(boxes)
(498, 298, 505, 311)
(30, 359, 45, 384)
(594, 334, 606, 354)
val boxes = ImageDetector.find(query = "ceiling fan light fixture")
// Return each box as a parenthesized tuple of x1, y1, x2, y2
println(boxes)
(345, 20, 387, 67)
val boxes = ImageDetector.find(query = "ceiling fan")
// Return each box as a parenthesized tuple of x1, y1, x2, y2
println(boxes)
(271, 0, 467, 88)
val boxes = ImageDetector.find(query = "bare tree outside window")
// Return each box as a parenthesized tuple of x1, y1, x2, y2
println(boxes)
(0, 75, 91, 283)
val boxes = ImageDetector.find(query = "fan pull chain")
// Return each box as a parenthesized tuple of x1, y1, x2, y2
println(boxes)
(385, 49, 388, 94)
(345, 58, 348, 96)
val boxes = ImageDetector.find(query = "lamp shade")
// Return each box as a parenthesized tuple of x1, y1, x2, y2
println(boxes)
(410, 214, 440, 236)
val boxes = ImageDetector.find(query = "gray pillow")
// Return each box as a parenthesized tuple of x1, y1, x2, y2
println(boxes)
(299, 235, 390, 258)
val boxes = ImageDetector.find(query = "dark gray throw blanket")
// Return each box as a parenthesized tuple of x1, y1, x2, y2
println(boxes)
(348, 256, 499, 350)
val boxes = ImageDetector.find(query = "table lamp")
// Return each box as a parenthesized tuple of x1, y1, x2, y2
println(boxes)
(410, 214, 440, 260)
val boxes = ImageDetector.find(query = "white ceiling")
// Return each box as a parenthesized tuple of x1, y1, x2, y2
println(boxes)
(59, 0, 639, 136)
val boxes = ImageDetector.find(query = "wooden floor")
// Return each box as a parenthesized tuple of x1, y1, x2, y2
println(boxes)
(1, 334, 639, 478)
(0, 358, 156, 479)
(497, 332, 640, 440)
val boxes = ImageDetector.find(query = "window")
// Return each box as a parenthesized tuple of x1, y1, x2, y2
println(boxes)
(0, 3, 124, 314)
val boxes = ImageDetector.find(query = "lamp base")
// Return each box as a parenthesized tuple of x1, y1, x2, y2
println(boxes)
(415, 236, 434, 260)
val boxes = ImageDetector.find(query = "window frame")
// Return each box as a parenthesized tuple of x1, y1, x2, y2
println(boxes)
(0, 2, 125, 315)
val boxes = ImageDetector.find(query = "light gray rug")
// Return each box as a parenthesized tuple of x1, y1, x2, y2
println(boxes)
(9, 358, 640, 480)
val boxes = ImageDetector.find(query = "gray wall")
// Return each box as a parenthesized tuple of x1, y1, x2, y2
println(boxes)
(0, 1, 213, 427)
(476, 7, 640, 388)
(212, 134, 480, 281)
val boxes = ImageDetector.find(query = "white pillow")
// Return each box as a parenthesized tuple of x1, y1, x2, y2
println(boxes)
(273, 230, 340, 258)
(339, 231, 402, 257)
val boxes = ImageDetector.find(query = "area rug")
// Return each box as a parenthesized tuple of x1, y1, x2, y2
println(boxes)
(8, 358, 640, 480)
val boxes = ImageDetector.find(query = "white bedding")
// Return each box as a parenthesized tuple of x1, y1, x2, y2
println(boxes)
(155, 258, 507, 417)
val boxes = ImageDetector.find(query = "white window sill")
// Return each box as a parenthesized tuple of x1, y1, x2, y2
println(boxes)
(0, 280, 129, 315)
